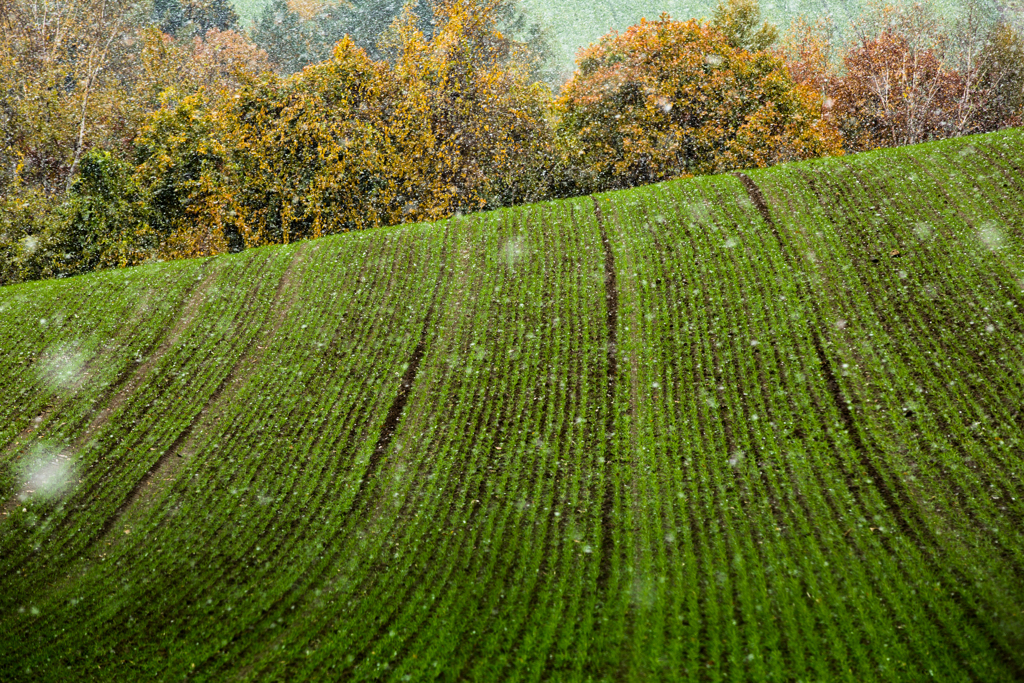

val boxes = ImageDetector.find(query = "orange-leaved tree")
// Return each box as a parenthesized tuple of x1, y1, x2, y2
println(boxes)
(831, 29, 963, 151)
(828, 1, 1000, 151)
(554, 15, 843, 194)
(777, 16, 837, 104)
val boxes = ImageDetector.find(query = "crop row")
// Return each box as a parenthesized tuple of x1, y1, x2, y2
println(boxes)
(230, 199, 613, 681)
(0, 251, 290, 607)
(0, 260, 206, 471)
(758, 139, 1024, 594)
(2, 224, 448, 676)
(748, 132, 1024, 678)
(599, 176, 977, 680)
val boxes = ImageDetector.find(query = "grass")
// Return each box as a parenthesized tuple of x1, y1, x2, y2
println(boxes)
(1, 128, 1023, 681)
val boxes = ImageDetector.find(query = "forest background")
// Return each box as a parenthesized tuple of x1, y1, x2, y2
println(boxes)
(1, 0, 1023, 284)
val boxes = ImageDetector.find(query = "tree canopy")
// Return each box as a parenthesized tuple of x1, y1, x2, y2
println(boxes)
(2, 0, 1021, 286)
(555, 14, 843, 193)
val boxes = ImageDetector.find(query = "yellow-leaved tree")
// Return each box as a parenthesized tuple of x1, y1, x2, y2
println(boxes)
(384, 0, 555, 221)
(133, 0, 557, 258)
(133, 37, 403, 255)
(227, 37, 404, 246)
(0, 0, 151, 196)
(132, 89, 243, 258)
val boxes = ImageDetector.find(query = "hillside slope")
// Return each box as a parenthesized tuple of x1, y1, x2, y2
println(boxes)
(2, 129, 1024, 681)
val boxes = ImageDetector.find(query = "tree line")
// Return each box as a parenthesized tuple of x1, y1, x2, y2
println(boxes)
(1, 0, 1021, 285)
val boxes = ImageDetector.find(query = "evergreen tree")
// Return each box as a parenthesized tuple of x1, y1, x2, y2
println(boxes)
(182, 0, 239, 35)
(979, 21, 1024, 126)
(711, 0, 778, 52)
(153, 0, 185, 35)
(250, 0, 324, 72)
(342, 0, 410, 59)
(491, 0, 556, 82)
(154, 0, 238, 37)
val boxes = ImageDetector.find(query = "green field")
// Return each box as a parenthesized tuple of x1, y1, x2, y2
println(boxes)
(2, 129, 1024, 681)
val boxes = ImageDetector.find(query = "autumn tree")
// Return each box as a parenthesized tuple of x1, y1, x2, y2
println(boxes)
(0, 186, 66, 285)
(0, 0, 274, 282)
(126, 27, 272, 259)
(223, 38, 406, 246)
(0, 0, 152, 196)
(554, 15, 843, 194)
(832, 29, 959, 150)
(777, 16, 836, 99)
(0, 0, 162, 285)
(337, 0, 433, 60)
(828, 0, 1019, 150)
(383, 0, 555, 219)
(975, 20, 1024, 127)
(0, 150, 154, 285)
(132, 89, 247, 257)
(935, 0, 1004, 135)
(57, 150, 156, 272)
(131, 0, 555, 258)
(138, 25, 272, 100)
(489, 0, 558, 83)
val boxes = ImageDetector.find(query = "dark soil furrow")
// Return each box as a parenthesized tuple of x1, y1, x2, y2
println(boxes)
(848, 156, 1024, 364)
(804, 168, 1024, 508)
(353, 215, 544, 676)
(974, 144, 1024, 200)
(329, 295, 510, 680)
(5, 129, 1024, 683)
(591, 196, 619, 597)
(91, 246, 310, 548)
(347, 341, 426, 512)
(739, 171, 992, 675)
(762, 166, 1021, 676)
(810, 323, 1024, 677)
(222, 237, 457, 678)
(0, 271, 194, 459)
(72, 258, 223, 450)
(759, 174, 898, 677)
